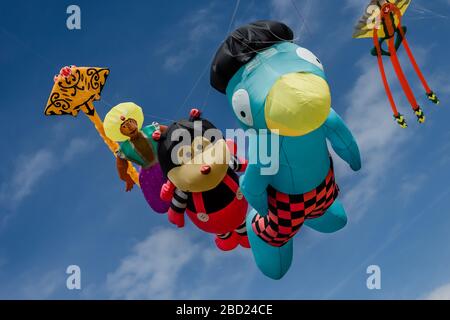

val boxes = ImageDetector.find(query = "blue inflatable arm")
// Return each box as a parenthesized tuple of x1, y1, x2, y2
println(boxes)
(240, 164, 271, 216)
(324, 109, 362, 171)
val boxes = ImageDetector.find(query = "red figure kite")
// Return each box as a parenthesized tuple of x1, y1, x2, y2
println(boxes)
(353, 0, 439, 128)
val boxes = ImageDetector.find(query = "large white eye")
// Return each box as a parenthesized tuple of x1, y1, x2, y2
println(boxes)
(231, 89, 253, 126)
(296, 47, 324, 71)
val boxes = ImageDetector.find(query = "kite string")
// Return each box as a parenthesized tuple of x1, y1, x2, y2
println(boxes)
(227, 0, 241, 35)
(410, 2, 449, 20)
(174, 0, 241, 117)
(202, 0, 241, 112)
(173, 62, 211, 118)
(162, 0, 314, 118)
(289, 0, 312, 41)
(170, 0, 317, 116)
(221, 0, 315, 60)
(142, 113, 176, 124)
(101, 1, 242, 123)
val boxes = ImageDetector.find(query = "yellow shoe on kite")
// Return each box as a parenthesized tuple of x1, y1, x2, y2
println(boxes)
(414, 107, 425, 124)
(427, 91, 440, 105)
(394, 113, 407, 128)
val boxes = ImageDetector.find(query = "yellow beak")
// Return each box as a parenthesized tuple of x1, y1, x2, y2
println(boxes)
(264, 72, 331, 136)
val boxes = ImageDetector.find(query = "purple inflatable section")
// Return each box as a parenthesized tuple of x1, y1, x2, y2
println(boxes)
(139, 163, 170, 213)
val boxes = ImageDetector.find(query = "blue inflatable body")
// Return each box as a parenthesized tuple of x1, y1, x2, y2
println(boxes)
(211, 21, 362, 279)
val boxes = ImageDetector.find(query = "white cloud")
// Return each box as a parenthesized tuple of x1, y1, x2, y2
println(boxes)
(107, 228, 198, 299)
(106, 227, 252, 299)
(338, 56, 412, 218)
(0, 137, 92, 210)
(62, 137, 92, 163)
(425, 283, 450, 300)
(326, 185, 450, 298)
(19, 269, 63, 299)
(398, 173, 428, 202)
(0, 149, 54, 207)
(430, 71, 450, 97)
(160, 3, 219, 72)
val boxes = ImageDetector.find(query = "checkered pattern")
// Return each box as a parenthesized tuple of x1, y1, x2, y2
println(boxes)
(252, 160, 339, 247)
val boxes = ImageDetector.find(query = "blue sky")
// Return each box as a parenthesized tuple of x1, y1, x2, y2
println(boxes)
(0, 0, 450, 299)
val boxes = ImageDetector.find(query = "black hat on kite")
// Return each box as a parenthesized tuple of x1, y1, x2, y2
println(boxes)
(210, 20, 294, 94)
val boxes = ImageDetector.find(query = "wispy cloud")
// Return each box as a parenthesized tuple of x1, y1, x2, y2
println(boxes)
(105, 227, 252, 299)
(106, 228, 199, 299)
(339, 56, 411, 218)
(19, 269, 63, 299)
(158, 3, 220, 72)
(326, 185, 450, 298)
(424, 283, 450, 300)
(0, 149, 54, 208)
(62, 138, 92, 163)
(0, 137, 93, 210)
(398, 172, 428, 202)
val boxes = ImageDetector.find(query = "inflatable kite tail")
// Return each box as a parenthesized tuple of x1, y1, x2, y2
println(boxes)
(398, 34, 439, 105)
(387, 38, 425, 124)
(373, 32, 407, 128)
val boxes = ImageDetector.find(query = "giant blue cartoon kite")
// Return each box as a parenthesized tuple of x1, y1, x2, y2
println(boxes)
(211, 20, 362, 279)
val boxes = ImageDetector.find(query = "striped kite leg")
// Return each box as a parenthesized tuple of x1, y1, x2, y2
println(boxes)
(387, 37, 425, 123)
(398, 29, 440, 104)
(373, 31, 407, 128)
(392, 6, 439, 105)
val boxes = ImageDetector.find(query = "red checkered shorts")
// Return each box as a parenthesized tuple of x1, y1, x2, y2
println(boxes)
(252, 160, 339, 247)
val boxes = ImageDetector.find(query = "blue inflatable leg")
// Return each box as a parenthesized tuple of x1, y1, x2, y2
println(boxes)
(304, 199, 347, 233)
(246, 209, 293, 280)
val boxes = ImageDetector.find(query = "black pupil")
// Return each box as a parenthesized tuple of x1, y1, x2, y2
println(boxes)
(316, 58, 321, 64)
(240, 111, 246, 118)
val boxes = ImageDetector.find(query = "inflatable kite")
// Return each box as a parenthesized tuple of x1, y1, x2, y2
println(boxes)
(44, 66, 169, 213)
(211, 21, 361, 278)
(103, 103, 170, 213)
(353, 0, 439, 128)
(44, 66, 139, 184)
(157, 109, 250, 251)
